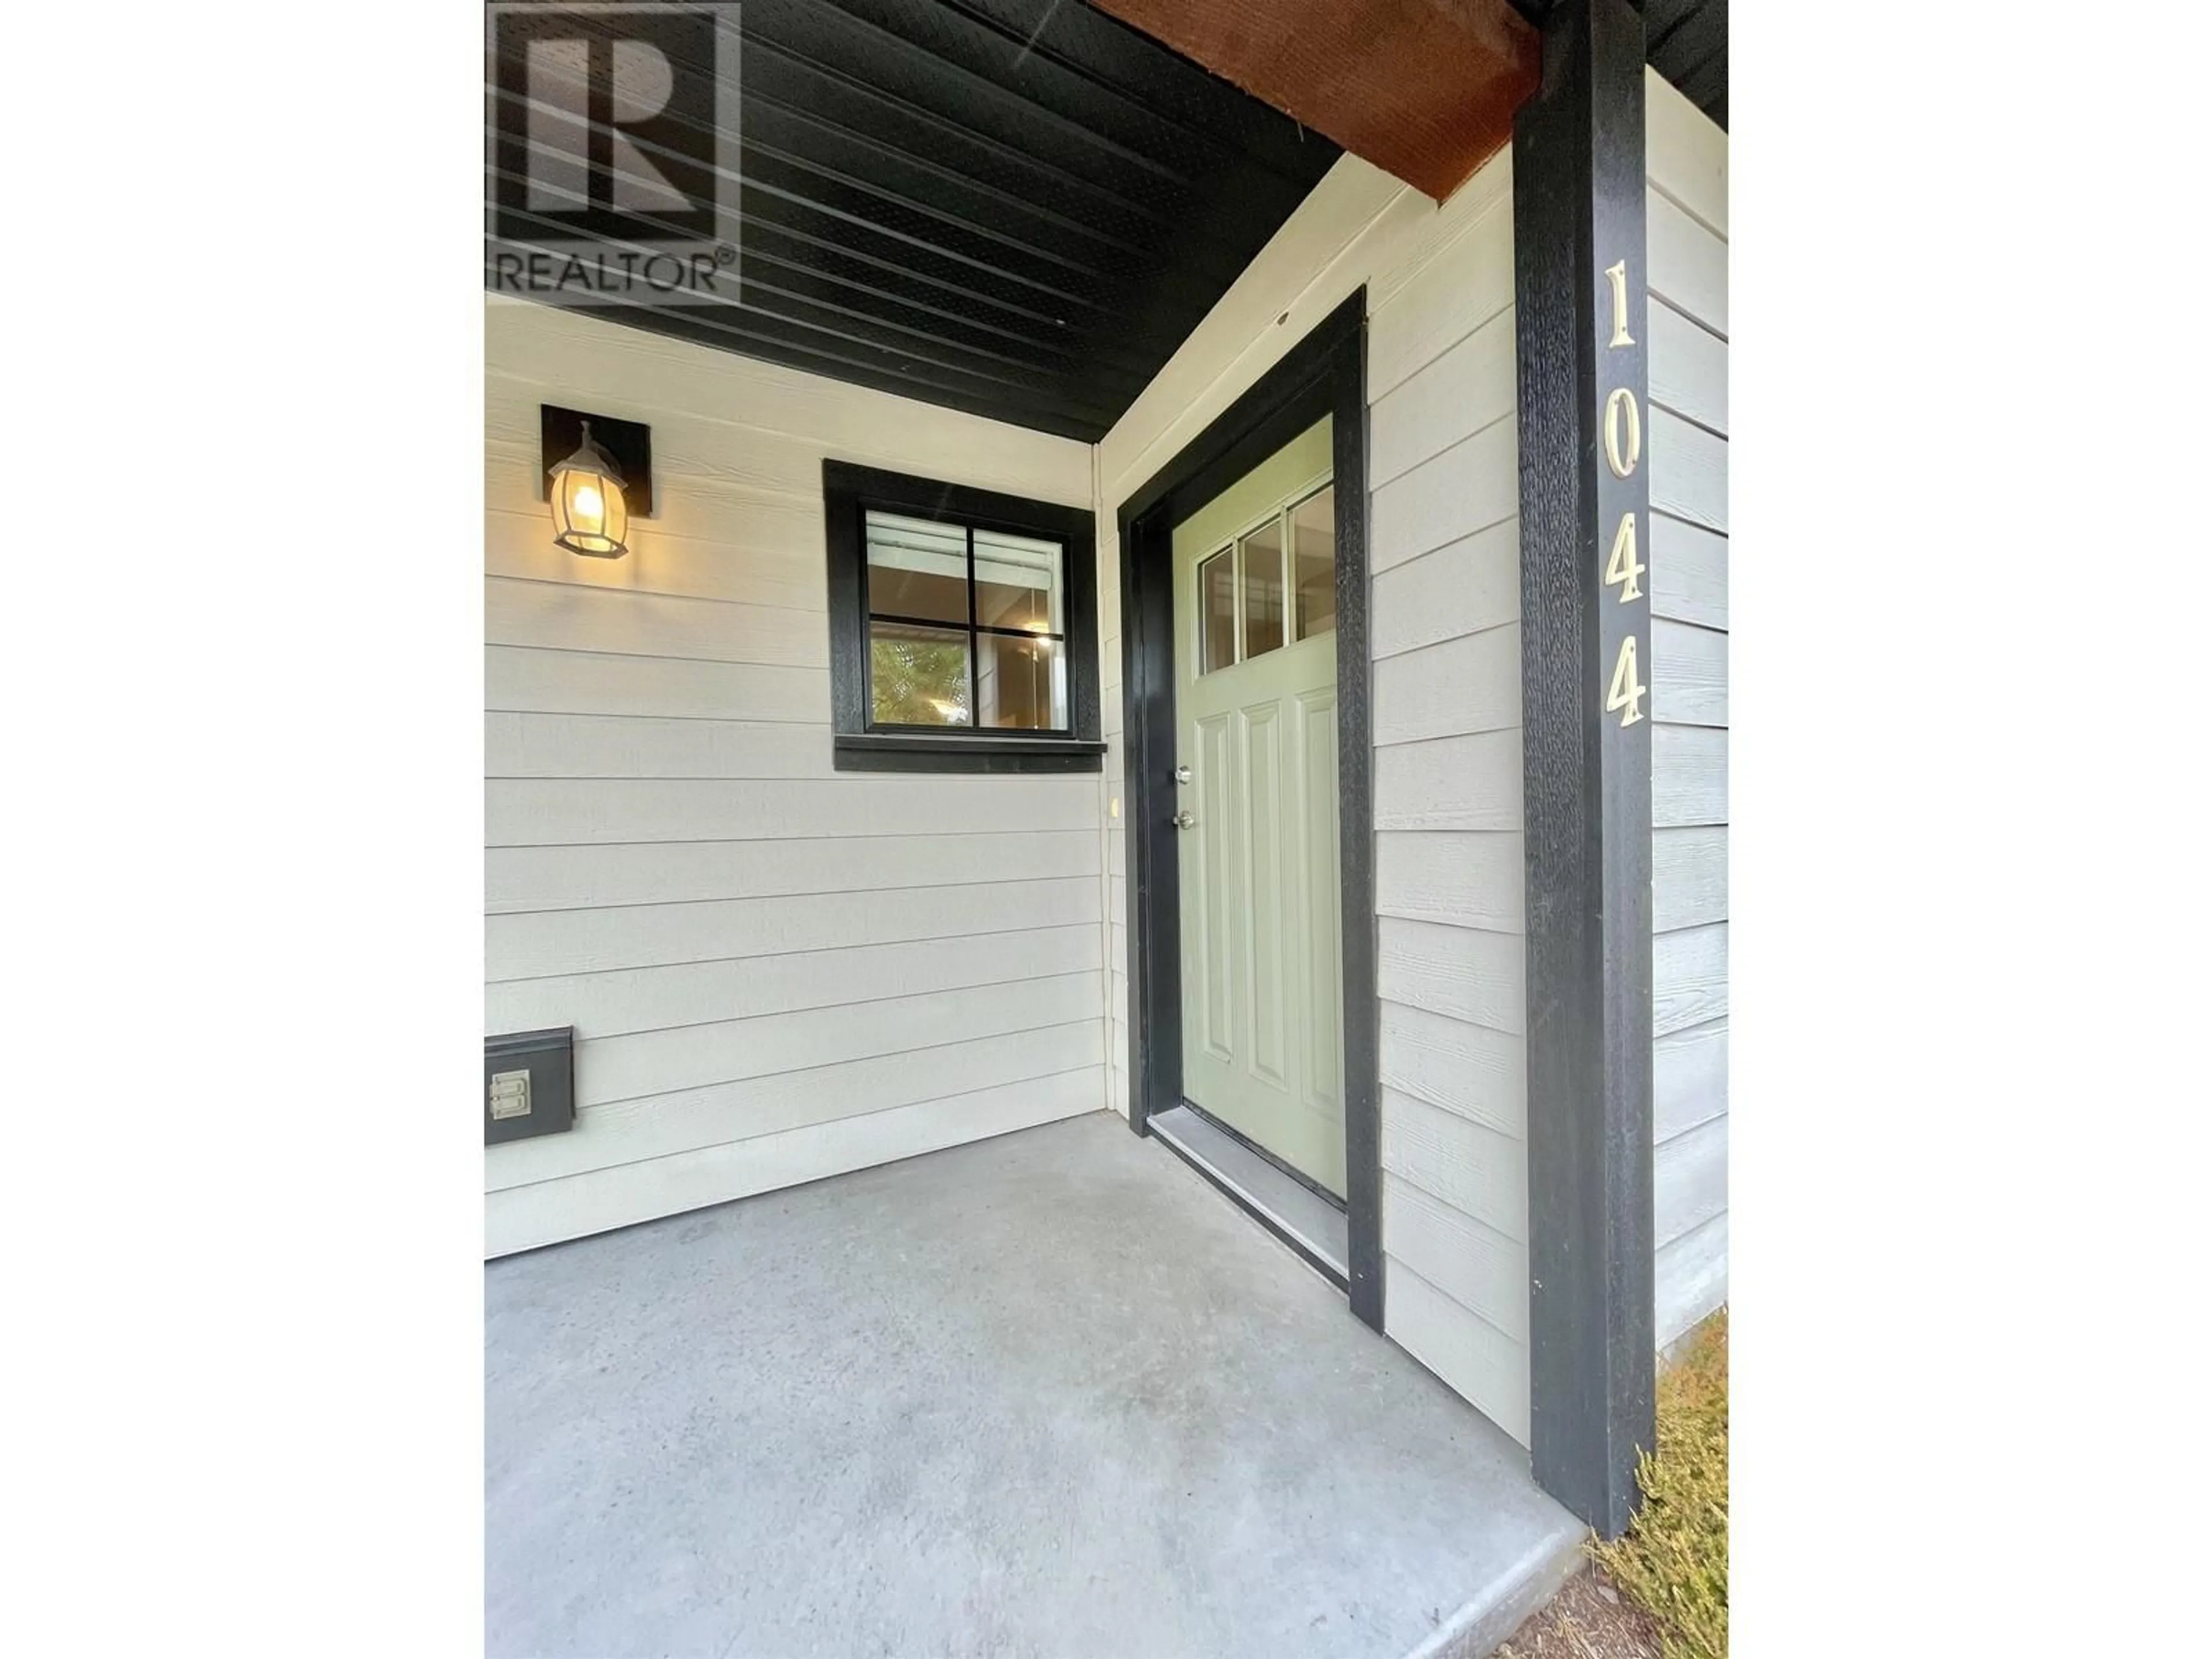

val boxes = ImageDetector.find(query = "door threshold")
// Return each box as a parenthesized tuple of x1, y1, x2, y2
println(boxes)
(1148, 1104, 1350, 1286)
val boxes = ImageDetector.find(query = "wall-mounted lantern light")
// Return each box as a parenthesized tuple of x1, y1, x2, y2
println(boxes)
(547, 422, 630, 558)
(540, 405, 653, 560)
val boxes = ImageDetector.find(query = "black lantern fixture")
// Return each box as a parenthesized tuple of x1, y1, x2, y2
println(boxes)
(547, 421, 631, 558)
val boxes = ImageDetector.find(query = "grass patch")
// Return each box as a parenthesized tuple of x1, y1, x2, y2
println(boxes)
(1592, 1309, 1729, 1659)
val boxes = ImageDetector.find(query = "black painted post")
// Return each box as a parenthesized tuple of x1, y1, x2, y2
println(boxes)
(1512, 0, 1656, 1538)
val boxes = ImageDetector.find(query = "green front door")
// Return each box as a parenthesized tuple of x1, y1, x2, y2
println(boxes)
(1171, 416, 1346, 1196)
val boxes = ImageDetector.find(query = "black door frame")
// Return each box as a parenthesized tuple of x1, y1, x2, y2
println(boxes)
(1113, 288, 1381, 1332)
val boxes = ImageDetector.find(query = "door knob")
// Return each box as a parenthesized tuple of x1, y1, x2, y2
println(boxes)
(1173, 809, 1197, 830)
(1173, 764, 1192, 785)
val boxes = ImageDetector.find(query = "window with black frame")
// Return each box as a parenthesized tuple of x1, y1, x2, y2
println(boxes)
(823, 461, 1103, 773)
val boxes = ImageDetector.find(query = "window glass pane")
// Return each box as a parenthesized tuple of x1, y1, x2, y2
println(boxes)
(869, 620, 971, 726)
(1239, 516, 1285, 660)
(1199, 548, 1235, 673)
(976, 634, 1066, 730)
(973, 527, 1063, 635)
(1291, 485, 1336, 639)
(865, 510, 968, 626)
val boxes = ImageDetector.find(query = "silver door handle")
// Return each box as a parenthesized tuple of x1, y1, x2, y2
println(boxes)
(1173, 765, 1192, 785)
(1173, 810, 1197, 830)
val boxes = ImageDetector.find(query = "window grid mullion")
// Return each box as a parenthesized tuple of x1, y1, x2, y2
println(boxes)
(964, 524, 980, 729)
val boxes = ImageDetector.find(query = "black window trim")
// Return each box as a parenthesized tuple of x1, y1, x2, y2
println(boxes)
(823, 460, 1104, 774)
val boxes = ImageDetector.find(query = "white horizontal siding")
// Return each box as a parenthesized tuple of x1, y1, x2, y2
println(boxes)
(1388, 1259, 1531, 1448)
(483, 498, 826, 612)
(489, 1065, 1106, 1257)
(1377, 832, 1524, 933)
(488, 1027, 1109, 1196)
(488, 300, 1090, 502)
(1379, 1002, 1526, 1139)
(1655, 1113, 1728, 1248)
(486, 574, 828, 668)
(486, 925, 1101, 1039)
(1653, 726, 1728, 827)
(1372, 521, 1520, 656)
(487, 645, 827, 724)
(1653, 826, 1728, 931)
(1647, 189, 1728, 340)
(1373, 625, 1520, 747)
(1647, 70, 1729, 1344)
(1370, 417, 1518, 569)
(1370, 306, 1517, 488)
(1647, 301, 1728, 436)
(1655, 1019, 1728, 1143)
(573, 973, 1104, 1109)
(1363, 155, 1532, 1445)
(1377, 917, 1524, 1035)
(486, 712, 838, 780)
(1647, 70, 1728, 237)
(487, 878, 1101, 982)
(1382, 1173, 1527, 1342)
(1649, 408, 1728, 534)
(484, 299, 1105, 1256)
(1657, 1212, 1728, 1354)
(488, 830, 1099, 913)
(1381, 1088, 1528, 1244)
(1654, 923, 1728, 1038)
(1374, 731, 1523, 832)
(1649, 516, 1728, 631)
(1652, 619, 1727, 728)
(494, 1025, 1107, 1195)
(1367, 184, 1518, 398)
(488, 775, 1099, 845)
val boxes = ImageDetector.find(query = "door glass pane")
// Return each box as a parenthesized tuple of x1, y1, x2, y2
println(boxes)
(1199, 547, 1236, 673)
(1291, 485, 1336, 639)
(973, 527, 1063, 634)
(976, 634, 1067, 730)
(869, 620, 971, 726)
(1239, 516, 1285, 660)
(865, 511, 968, 625)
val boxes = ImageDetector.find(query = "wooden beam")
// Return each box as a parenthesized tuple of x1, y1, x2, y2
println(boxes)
(1513, 0, 1657, 1539)
(1086, 0, 1539, 202)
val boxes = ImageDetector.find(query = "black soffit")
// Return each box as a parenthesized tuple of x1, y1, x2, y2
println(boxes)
(1509, 0, 1727, 129)
(486, 0, 1343, 444)
(1639, 0, 1726, 128)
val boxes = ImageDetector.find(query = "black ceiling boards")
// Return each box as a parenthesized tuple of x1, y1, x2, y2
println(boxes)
(1510, 0, 1727, 128)
(1640, 0, 1726, 127)
(486, 0, 1342, 443)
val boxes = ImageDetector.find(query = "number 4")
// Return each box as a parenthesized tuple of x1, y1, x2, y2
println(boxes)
(1605, 635, 1646, 727)
(1604, 512, 1644, 602)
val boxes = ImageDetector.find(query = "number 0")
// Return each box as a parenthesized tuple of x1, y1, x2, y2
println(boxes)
(1604, 388, 1641, 479)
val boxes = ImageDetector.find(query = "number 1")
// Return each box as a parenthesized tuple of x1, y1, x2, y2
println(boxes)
(1605, 259, 1635, 347)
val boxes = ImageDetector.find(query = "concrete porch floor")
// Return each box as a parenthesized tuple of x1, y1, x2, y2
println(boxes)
(486, 1112, 1584, 1659)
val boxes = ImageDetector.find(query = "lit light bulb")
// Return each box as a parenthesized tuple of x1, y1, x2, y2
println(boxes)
(547, 419, 632, 559)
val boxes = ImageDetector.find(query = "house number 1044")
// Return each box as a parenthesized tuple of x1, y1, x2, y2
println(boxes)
(1601, 257, 1646, 729)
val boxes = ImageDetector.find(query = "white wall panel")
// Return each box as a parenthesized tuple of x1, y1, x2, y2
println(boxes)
(487, 830, 1099, 913)
(1646, 70, 1730, 1338)
(483, 300, 1105, 1254)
